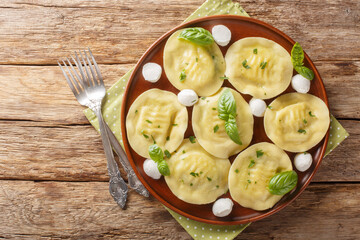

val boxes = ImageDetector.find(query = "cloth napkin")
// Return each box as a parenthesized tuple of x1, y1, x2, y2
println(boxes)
(84, 0, 349, 239)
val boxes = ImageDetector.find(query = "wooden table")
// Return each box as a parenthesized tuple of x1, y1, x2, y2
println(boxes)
(0, 0, 359, 239)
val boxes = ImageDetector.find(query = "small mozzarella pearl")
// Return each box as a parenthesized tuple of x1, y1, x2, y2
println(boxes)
(249, 98, 267, 117)
(291, 74, 311, 93)
(143, 159, 161, 179)
(177, 89, 198, 107)
(212, 25, 231, 47)
(294, 153, 313, 172)
(142, 62, 162, 83)
(212, 198, 234, 217)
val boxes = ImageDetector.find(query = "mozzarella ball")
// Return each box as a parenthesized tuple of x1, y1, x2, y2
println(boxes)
(177, 89, 198, 107)
(142, 62, 162, 83)
(143, 159, 162, 179)
(212, 198, 234, 217)
(291, 74, 311, 93)
(212, 25, 232, 47)
(249, 98, 267, 117)
(294, 152, 313, 172)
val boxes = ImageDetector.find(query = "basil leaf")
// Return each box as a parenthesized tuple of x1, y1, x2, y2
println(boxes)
(157, 160, 170, 176)
(178, 27, 214, 46)
(268, 171, 298, 195)
(148, 144, 163, 163)
(291, 42, 304, 67)
(295, 65, 314, 80)
(217, 89, 242, 145)
(217, 88, 236, 118)
(291, 42, 314, 80)
(224, 114, 242, 145)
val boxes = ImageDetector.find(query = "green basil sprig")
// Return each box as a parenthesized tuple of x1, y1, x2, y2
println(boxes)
(148, 144, 170, 176)
(218, 88, 236, 121)
(268, 170, 298, 195)
(217, 89, 242, 145)
(178, 27, 214, 46)
(291, 42, 314, 80)
(157, 161, 170, 176)
(295, 66, 314, 81)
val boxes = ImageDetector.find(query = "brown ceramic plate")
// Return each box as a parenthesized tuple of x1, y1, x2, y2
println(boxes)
(121, 15, 329, 225)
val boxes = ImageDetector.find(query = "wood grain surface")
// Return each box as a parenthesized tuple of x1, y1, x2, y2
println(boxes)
(0, 181, 358, 239)
(0, 0, 359, 239)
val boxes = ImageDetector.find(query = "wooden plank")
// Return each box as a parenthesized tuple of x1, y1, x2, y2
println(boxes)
(0, 64, 133, 124)
(0, 120, 358, 182)
(243, 0, 360, 61)
(0, 121, 108, 181)
(0, 0, 198, 65)
(313, 120, 360, 182)
(240, 183, 360, 240)
(0, 180, 358, 239)
(316, 60, 360, 119)
(0, 0, 358, 65)
(0, 60, 359, 125)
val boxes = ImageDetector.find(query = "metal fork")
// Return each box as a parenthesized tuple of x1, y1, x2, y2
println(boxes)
(58, 49, 148, 208)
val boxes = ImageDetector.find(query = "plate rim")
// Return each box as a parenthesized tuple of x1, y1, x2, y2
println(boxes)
(120, 15, 329, 225)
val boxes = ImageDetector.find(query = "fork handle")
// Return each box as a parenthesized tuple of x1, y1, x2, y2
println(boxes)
(94, 105, 128, 209)
(104, 123, 149, 198)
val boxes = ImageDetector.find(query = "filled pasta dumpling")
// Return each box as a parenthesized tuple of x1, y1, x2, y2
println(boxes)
(126, 89, 188, 158)
(192, 87, 254, 158)
(165, 139, 231, 204)
(163, 29, 226, 96)
(225, 37, 293, 99)
(264, 93, 330, 152)
(228, 142, 293, 211)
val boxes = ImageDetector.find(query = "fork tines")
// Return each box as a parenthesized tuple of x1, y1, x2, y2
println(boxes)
(58, 49, 104, 95)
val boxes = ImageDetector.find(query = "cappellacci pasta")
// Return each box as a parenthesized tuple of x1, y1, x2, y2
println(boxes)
(225, 37, 293, 99)
(228, 142, 293, 211)
(126, 89, 188, 158)
(264, 93, 330, 152)
(192, 87, 254, 158)
(164, 139, 230, 204)
(163, 30, 226, 96)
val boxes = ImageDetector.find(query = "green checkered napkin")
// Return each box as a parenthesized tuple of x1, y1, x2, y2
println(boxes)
(84, 0, 349, 239)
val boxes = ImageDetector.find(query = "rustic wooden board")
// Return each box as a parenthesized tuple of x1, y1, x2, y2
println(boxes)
(0, 0, 359, 238)
(0, 60, 359, 124)
(0, 0, 359, 65)
(0, 180, 358, 239)
(0, 64, 132, 124)
(0, 120, 358, 182)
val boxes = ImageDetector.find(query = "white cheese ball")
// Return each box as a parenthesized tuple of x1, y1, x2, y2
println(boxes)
(211, 25, 231, 47)
(142, 62, 162, 83)
(294, 153, 313, 172)
(291, 74, 311, 93)
(143, 159, 161, 180)
(212, 198, 234, 217)
(177, 89, 198, 107)
(249, 98, 267, 117)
